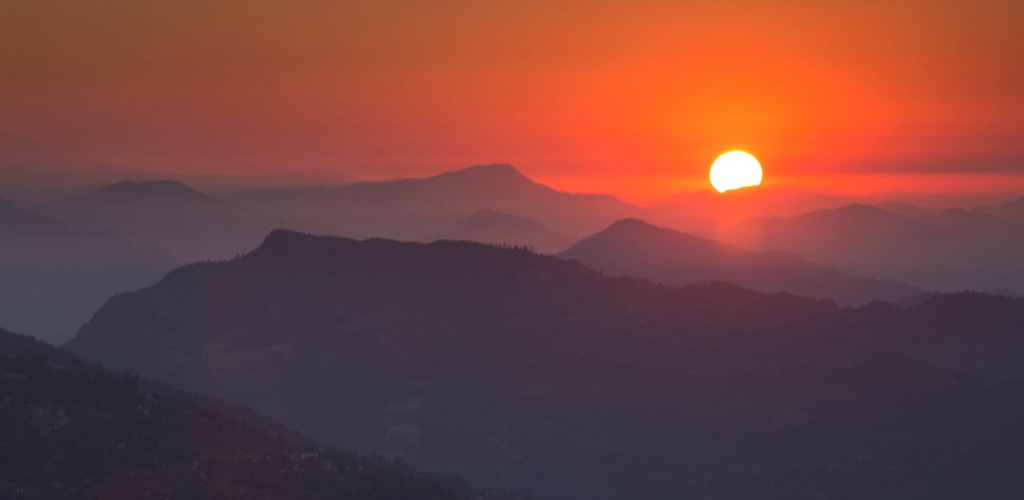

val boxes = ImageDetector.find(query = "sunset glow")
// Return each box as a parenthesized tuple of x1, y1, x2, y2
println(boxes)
(710, 151, 763, 193)
(2, 1, 1024, 202)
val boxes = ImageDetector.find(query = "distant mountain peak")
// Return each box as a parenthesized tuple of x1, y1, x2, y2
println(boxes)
(563, 217, 924, 306)
(451, 209, 576, 254)
(794, 203, 906, 223)
(460, 208, 546, 227)
(457, 163, 526, 177)
(605, 218, 658, 231)
(431, 164, 535, 186)
(93, 180, 202, 198)
(254, 228, 345, 253)
(596, 218, 708, 244)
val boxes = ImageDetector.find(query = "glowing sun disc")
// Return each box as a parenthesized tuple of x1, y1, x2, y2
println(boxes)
(709, 151, 763, 193)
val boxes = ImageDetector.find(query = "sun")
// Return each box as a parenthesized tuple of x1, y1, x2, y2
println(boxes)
(709, 151, 763, 193)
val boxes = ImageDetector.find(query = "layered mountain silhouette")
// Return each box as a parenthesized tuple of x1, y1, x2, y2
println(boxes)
(645, 185, 851, 236)
(0, 325, 510, 500)
(0, 197, 171, 342)
(876, 201, 944, 218)
(40, 180, 279, 262)
(230, 164, 640, 241)
(163, 169, 362, 193)
(721, 203, 1024, 294)
(66, 230, 1024, 499)
(450, 209, 576, 254)
(560, 218, 923, 306)
(975, 195, 1024, 218)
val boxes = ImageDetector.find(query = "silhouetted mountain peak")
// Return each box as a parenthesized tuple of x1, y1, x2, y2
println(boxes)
(421, 164, 538, 190)
(244, 229, 371, 264)
(605, 217, 656, 231)
(254, 228, 342, 253)
(784, 203, 908, 227)
(450, 163, 528, 181)
(590, 218, 710, 247)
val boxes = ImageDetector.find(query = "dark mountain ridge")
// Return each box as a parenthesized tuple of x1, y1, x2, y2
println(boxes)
(65, 230, 1024, 499)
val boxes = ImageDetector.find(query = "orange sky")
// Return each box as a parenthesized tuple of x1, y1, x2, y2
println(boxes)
(2, 0, 1023, 203)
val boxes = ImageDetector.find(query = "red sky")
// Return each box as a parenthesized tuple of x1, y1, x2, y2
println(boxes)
(2, 0, 1023, 203)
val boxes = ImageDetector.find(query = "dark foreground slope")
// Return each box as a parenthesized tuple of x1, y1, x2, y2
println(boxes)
(0, 326, 510, 500)
(560, 218, 923, 306)
(67, 231, 1024, 500)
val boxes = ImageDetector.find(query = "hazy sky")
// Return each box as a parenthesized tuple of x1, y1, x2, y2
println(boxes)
(2, 0, 1023, 201)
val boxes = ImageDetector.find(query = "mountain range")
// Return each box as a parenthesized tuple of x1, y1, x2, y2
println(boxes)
(560, 218, 923, 306)
(66, 230, 1024, 500)
(229, 164, 641, 241)
(975, 195, 1024, 219)
(644, 185, 852, 236)
(721, 203, 1024, 294)
(39, 181, 280, 262)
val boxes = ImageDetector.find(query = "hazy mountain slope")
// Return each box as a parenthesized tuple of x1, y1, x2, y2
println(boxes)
(65, 230, 1024, 500)
(559, 218, 923, 306)
(450, 209, 577, 254)
(645, 185, 851, 236)
(0, 197, 172, 343)
(40, 181, 279, 262)
(721, 203, 1024, 294)
(876, 201, 943, 218)
(231, 164, 640, 241)
(0, 325, 510, 500)
(0, 196, 76, 236)
(975, 195, 1024, 218)
(163, 170, 362, 192)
